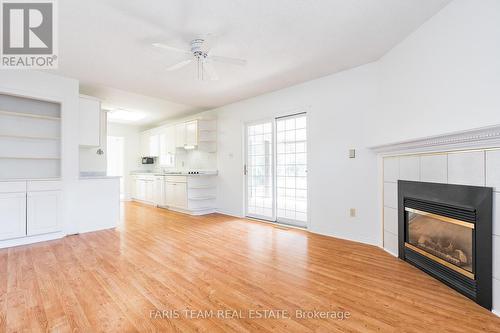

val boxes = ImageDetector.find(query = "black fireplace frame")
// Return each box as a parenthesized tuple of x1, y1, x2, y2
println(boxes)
(398, 180, 492, 309)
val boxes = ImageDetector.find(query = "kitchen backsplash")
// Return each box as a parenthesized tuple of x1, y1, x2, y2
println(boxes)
(172, 149, 217, 170)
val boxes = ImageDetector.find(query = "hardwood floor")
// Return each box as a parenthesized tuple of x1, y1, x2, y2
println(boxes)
(1, 201, 499, 332)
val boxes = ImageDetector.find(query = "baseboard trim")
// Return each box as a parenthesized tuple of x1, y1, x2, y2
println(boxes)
(0, 232, 65, 249)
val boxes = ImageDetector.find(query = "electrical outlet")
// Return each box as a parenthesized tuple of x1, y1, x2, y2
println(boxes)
(349, 208, 356, 217)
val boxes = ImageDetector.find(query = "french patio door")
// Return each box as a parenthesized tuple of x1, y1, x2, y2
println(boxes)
(245, 121, 275, 220)
(245, 113, 307, 227)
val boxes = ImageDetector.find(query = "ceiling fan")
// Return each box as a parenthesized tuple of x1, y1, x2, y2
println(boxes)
(153, 38, 247, 81)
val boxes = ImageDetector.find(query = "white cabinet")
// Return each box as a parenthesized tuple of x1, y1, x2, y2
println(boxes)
(185, 121, 198, 147)
(79, 95, 101, 147)
(140, 132, 150, 157)
(154, 176, 165, 206)
(27, 190, 62, 236)
(159, 126, 175, 166)
(131, 175, 156, 204)
(149, 134, 160, 157)
(145, 179, 154, 202)
(0, 192, 26, 240)
(165, 178, 188, 209)
(175, 123, 186, 148)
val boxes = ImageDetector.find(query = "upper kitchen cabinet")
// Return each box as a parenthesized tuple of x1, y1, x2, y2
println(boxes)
(185, 120, 198, 147)
(140, 131, 160, 157)
(79, 95, 101, 147)
(175, 119, 217, 152)
(159, 126, 175, 166)
(175, 123, 186, 148)
(149, 134, 160, 157)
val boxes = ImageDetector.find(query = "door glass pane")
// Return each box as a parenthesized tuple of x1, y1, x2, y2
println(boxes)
(276, 114, 307, 226)
(246, 121, 274, 220)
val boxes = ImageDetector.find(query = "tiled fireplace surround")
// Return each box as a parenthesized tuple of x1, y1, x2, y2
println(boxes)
(374, 126, 500, 316)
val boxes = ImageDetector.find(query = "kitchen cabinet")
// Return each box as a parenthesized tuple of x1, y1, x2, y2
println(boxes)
(165, 180, 187, 209)
(159, 126, 176, 166)
(185, 121, 198, 147)
(131, 175, 155, 204)
(0, 192, 27, 240)
(145, 179, 154, 202)
(149, 134, 160, 157)
(175, 123, 186, 148)
(27, 190, 62, 236)
(154, 176, 165, 206)
(140, 131, 160, 157)
(140, 132, 150, 157)
(79, 95, 101, 147)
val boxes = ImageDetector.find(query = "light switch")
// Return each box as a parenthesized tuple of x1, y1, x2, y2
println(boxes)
(350, 208, 356, 217)
(349, 149, 356, 158)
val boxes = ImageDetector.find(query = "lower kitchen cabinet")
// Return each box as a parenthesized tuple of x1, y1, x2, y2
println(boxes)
(165, 180, 187, 209)
(27, 190, 62, 236)
(0, 192, 27, 240)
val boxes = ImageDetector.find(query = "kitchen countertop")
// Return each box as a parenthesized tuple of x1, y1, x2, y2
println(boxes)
(79, 176, 122, 180)
(131, 171, 218, 176)
(0, 178, 61, 182)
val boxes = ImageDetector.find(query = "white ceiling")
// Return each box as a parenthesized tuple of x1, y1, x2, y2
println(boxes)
(54, 0, 451, 112)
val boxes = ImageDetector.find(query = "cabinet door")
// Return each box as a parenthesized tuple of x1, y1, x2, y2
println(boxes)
(185, 120, 198, 147)
(165, 126, 176, 154)
(149, 134, 160, 157)
(140, 132, 150, 156)
(165, 182, 175, 206)
(159, 130, 175, 167)
(154, 177, 165, 206)
(173, 182, 188, 209)
(136, 180, 145, 200)
(145, 181, 154, 202)
(79, 97, 101, 147)
(27, 191, 62, 236)
(0, 193, 26, 240)
(175, 123, 186, 148)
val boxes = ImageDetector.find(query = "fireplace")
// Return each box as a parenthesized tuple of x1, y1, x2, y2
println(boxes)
(398, 181, 492, 309)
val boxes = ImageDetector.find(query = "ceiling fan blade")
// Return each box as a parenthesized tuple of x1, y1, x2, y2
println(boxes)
(152, 42, 192, 56)
(209, 55, 247, 66)
(203, 60, 219, 81)
(166, 59, 193, 71)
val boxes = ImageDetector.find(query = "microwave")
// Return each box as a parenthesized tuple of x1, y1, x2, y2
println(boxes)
(142, 157, 154, 164)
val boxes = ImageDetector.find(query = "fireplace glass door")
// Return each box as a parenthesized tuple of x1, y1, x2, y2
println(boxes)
(405, 207, 474, 278)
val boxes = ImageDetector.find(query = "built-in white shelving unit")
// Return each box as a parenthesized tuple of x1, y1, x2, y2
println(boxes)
(0, 94, 61, 180)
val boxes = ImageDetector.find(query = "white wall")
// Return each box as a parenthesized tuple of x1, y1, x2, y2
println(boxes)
(0, 71, 80, 235)
(212, 63, 381, 245)
(107, 123, 147, 200)
(372, 0, 500, 145)
(210, 0, 500, 246)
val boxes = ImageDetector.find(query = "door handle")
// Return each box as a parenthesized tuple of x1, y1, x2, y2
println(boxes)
(244, 164, 247, 176)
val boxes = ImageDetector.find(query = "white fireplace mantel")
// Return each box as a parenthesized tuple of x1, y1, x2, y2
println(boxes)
(369, 124, 500, 155)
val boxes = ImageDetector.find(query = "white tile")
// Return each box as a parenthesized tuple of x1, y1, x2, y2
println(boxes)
(399, 156, 420, 181)
(494, 278, 500, 315)
(486, 150, 500, 192)
(384, 182, 398, 209)
(383, 207, 398, 235)
(384, 157, 399, 183)
(420, 154, 447, 183)
(384, 230, 398, 257)
(495, 193, 500, 236)
(494, 235, 500, 280)
(448, 151, 485, 186)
